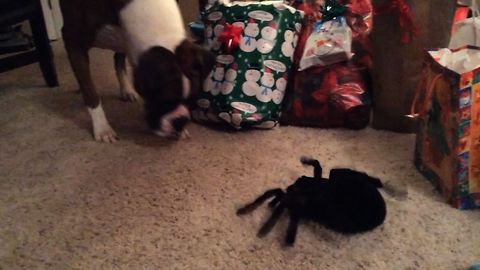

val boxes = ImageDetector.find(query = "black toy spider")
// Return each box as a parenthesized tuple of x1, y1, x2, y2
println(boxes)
(237, 157, 387, 246)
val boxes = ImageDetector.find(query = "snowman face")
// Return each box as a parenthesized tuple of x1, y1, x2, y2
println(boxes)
(293, 33, 299, 47)
(295, 23, 302, 33)
(261, 73, 275, 88)
(261, 26, 278, 41)
(206, 25, 213, 38)
(284, 30, 294, 42)
(233, 22, 245, 29)
(214, 24, 225, 36)
(245, 69, 261, 81)
(276, 77, 287, 92)
(272, 90, 284, 105)
(225, 69, 237, 81)
(214, 67, 225, 80)
(257, 39, 274, 54)
(273, 2, 286, 10)
(245, 23, 260, 37)
(460, 93, 471, 106)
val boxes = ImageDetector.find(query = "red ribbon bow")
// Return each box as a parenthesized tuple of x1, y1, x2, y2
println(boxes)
(218, 23, 243, 53)
(374, 0, 419, 44)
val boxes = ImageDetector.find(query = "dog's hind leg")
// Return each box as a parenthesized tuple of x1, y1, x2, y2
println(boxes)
(114, 53, 139, 102)
(65, 43, 118, 143)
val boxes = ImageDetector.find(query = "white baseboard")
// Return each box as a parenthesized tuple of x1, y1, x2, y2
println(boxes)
(40, 0, 63, 40)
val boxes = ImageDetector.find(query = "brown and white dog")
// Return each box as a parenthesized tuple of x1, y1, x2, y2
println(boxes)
(59, 0, 215, 142)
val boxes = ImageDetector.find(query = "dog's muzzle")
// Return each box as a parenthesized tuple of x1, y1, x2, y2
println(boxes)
(154, 105, 191, 140)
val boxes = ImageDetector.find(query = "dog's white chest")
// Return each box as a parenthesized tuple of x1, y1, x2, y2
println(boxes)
(94, 25, 127, 53)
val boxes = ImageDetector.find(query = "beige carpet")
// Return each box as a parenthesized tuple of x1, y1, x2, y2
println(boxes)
(1, 41, 480, 270)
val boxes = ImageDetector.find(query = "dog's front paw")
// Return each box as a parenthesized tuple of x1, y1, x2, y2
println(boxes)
(120, 90, 139, 102)
(94, 126, 118, 143)
(119, 76, 140, 102)
(179, 129, 191, 140)
(88, 104, 119, 143)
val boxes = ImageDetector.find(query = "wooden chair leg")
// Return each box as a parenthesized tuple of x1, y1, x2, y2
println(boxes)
(29, 1, 58, 87)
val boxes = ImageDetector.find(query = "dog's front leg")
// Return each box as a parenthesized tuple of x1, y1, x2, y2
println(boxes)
(65, 44, 118, 143)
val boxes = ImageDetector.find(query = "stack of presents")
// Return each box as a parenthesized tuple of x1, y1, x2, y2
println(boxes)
(189, 0, 480, 209)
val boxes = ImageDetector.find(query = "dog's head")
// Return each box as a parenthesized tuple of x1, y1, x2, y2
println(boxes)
(134, 40, 215, 139)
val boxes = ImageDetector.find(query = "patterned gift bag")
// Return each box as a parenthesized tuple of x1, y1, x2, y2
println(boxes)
(413, 46, 480, 209)
(192, 0, 304, 129)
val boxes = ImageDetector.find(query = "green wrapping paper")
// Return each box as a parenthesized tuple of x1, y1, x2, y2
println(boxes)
(193, 1, 304, 129)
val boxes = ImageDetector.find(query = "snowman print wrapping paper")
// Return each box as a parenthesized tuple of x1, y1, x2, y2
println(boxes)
(197, 1, 304, 129)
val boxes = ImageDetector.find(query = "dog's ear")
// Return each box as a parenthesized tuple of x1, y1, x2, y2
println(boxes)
(175, 40, 216, 98)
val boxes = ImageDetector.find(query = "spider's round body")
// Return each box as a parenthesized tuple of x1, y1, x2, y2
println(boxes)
(237, 158, 387, 245)
(285, 172, 386, 234)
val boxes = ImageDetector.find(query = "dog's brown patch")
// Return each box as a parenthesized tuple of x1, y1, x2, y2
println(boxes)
(60, 0, 132, 49)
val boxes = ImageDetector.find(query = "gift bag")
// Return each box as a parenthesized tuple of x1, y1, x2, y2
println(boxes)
(281, 0, 373, 129)
(193, 0, 304, 129)
(413, 47, 480, 209)
(449, 0, 480, 48)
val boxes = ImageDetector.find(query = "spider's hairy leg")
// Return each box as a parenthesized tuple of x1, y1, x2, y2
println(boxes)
(268, 192, 284, 208)
(300, 157, 322, 179)
(367, 176, 383, 188)
(257, 202, 286, 238)
(285, 212, 301, 246)
(237, 188, 284, 215)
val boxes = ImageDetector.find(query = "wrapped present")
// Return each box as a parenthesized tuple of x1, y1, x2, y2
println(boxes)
(281, 63, 371, 128)
(281, 0, 373, 129)
(193, 0, 304, 129)
(413, 46, 480, 209)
